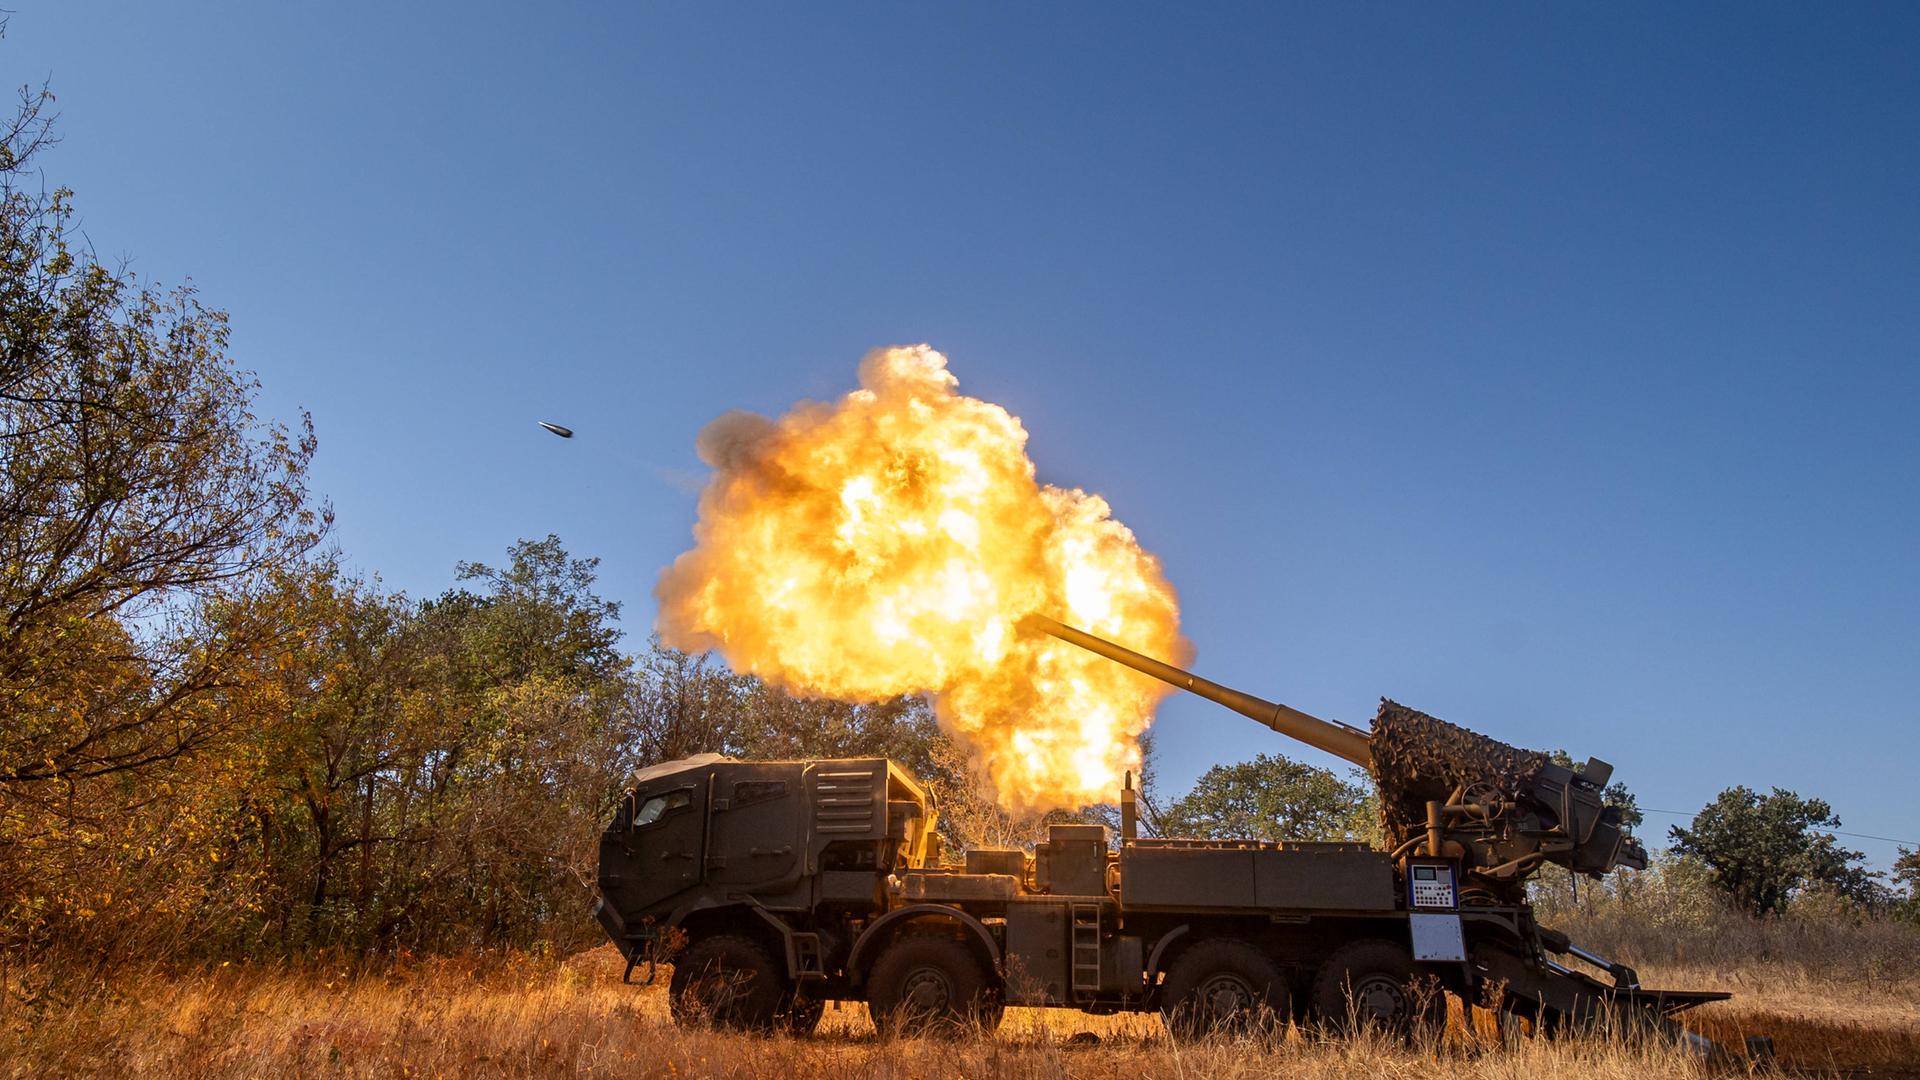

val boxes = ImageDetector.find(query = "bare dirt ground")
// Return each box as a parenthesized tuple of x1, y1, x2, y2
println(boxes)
(4, 945, 1915, 1079)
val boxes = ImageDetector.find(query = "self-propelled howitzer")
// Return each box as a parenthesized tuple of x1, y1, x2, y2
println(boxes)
(592, 618, 1737, 1050)
(1020, 615, 1647, 902)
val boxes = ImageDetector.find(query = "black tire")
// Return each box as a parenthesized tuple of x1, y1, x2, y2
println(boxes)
(781, 992, 825, 1037)
(669, 934, 787, 1031)
(1158, 938, 1291, 1040)
(865, 932, 1003, 1038)
(1311, 939, 1446, 1037)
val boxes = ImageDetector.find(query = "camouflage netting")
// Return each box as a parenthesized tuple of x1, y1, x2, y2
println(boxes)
(1369, 699, 1549, 852)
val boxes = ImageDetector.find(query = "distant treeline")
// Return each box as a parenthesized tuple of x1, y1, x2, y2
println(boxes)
(4, 525, 956, 959)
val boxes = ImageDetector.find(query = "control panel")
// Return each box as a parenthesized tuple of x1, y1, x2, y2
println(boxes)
(1408, 862, 1457, 910)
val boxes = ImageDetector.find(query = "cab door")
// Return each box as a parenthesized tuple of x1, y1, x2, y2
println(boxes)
(706, 771, 803, 892)
(623, 775, 708, 910)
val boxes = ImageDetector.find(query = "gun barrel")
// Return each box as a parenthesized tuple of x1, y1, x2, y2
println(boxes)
(1021, 614, 1373, 768)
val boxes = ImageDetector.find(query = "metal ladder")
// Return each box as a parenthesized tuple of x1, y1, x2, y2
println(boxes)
(1069, 904, 1102, 996)
(789, 932, 825, 981)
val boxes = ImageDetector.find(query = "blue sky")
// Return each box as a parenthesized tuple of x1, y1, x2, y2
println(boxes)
(13, 3, 1917, 866)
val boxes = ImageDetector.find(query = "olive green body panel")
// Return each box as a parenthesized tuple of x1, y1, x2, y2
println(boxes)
(1002, 901, 1071, 1003)
(1118, 841, 1395, 912)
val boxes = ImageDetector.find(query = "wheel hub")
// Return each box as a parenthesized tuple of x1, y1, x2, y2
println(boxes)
(901, 967, 954, 1012)
(1194, 972, 1258, 1019)
(1351, 974, 1409, 1022)
(691, 969, 751, 1017)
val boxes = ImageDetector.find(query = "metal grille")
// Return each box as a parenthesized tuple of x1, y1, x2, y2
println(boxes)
(813, 769, 876, 834)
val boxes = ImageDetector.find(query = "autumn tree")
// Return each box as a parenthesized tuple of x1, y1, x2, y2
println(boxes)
(1896, 848, 1920, 901)
(1159, 753, 1378, 844)
(0, 73, 325, 958)
(234, 535, 971, 953)
(240, 539, 650, 952)
(1669, 786, 1882, 916)
(0, 82, 325, 789)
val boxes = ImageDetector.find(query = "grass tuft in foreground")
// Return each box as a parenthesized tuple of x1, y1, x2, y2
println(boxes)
(4, 945, 1915, 1078)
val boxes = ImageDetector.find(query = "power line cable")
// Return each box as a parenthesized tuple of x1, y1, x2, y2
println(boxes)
(1628, 803, 1912, 845)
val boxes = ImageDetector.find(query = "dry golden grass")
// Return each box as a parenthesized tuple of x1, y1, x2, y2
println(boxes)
(3, 945, 1914, 1079)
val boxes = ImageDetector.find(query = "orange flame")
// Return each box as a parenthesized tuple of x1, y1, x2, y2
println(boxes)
(655, 346, 1185, 809)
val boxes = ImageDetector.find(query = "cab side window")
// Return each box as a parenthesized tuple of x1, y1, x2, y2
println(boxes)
(732, 780, 788, 807)
(633, 789, 693, 827)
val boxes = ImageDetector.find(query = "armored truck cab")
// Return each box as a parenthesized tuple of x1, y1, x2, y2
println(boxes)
(594, 753, 1726, 1041)
(596, 755, 936, 980)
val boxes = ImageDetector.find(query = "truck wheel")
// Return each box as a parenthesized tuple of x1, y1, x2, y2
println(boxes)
(865, 933, 1003, 1038)
(1158, 938, 1291, 1040)
(780, 992, 825, 1037)
(669, 934, 786, 1031)
(1311, 939, 1445, 1037)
